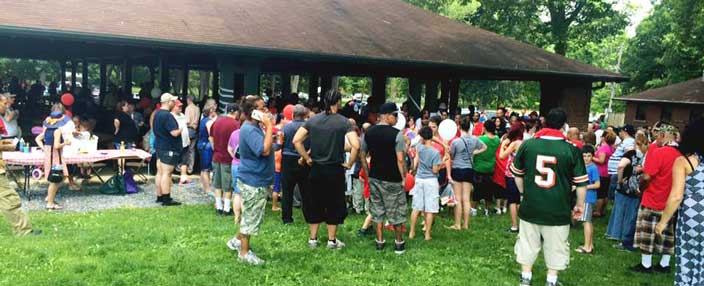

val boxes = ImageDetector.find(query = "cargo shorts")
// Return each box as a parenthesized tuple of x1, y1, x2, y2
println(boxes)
(237, 179, 268, 236)
(368, 178, 407, 226)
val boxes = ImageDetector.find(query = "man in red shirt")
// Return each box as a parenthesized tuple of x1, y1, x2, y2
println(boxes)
(631, 123, 680, 274)
(209, 104, 241, 216)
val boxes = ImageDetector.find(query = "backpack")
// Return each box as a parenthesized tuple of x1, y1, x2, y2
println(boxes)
(618, 153, 642, 197)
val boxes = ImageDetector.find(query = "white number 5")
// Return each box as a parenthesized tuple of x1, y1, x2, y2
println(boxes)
(535, 155, 557, 188)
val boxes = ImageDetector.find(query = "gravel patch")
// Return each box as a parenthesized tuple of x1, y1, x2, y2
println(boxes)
(13, 176, 212, 213)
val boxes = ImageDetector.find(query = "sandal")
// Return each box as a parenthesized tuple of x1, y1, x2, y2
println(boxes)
(575, 246, 593, 255)
(46, 204, 64, 210)
(445, 225, 462, 231)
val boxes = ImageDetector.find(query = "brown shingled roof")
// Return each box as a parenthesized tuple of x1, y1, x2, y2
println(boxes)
(0, 0, 624, 81)
(618, 77, 704, 105)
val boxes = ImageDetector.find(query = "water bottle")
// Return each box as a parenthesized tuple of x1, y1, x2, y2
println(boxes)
(120, 141, 125, 153)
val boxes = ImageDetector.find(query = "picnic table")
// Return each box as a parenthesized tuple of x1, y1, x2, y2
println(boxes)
(2, 149, 152, 199)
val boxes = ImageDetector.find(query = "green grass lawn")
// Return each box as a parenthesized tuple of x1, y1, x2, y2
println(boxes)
(0, 204, 673, 286)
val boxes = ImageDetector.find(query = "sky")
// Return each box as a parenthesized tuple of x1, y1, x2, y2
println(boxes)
(619, 0, 654, 37)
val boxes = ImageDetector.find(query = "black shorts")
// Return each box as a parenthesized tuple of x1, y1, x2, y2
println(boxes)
(504, 176, 521, 204)
(598, 176, 610, 199)
(451, 168, 475, 183)
(472, 172, 497, 202)
(303, 163, 347, 225)
(156, 149, 181, 166)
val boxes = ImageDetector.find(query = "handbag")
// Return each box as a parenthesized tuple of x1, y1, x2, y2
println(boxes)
(47, 149, 64, 183)
(618, 153, 642, 197)
(99, 175, 126, 195)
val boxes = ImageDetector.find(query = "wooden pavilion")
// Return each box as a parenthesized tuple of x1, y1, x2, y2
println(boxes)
(0, 0, 627, 127)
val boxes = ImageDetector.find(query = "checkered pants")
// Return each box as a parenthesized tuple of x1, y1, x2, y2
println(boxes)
(634, 205, 675, 255)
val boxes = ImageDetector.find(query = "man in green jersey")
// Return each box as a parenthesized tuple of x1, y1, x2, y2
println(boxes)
(510, 108, 588, 286)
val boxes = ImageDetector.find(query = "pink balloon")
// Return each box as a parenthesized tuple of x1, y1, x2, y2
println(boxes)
(61, 93, 74, 106)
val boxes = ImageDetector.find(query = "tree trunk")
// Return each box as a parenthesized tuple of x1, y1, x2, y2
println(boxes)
(548, 0, 569, 56)
(291, 75, 300, 93)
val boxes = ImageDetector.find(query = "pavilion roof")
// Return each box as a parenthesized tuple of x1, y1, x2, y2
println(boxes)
(618, 77, 704, 105)
(0, 0, 625, 81)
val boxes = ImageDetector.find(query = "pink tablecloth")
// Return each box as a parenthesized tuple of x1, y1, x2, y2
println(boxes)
(2, 149, 152, 166)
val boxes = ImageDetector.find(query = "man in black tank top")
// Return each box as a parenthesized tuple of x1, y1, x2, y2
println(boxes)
(360, 102, 408, 254)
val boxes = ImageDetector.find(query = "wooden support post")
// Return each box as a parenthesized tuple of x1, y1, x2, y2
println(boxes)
(81, 59, 89, 89)
(440, 79, 450, 109)
(408, 78, 422, 118)
(320, 75, 333, 95)
(211, 69, 219, 108)
(59, 60, 67, 93)
(449, 79, 460, 117)
(181, 66, 189, 101)
(159, 55, 170, 93)
(425, 79, 439, 113)
(370, 74, 387, 111)
(123, 58, 132, 99)
(99, 61, 107, 98)
(218, 59, 235, 114)
(281, 73, 291, 99)
(70, 60, 77, 93)
(308, 75, 320, 104)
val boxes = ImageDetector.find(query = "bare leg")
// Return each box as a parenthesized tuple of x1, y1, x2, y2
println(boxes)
(155, 161, 163, 197)
(595, 198, 606, 216)
(46, 182, 61, 206)
(510, 203, 519, 229)
(375, 222, 384, 241)
(161, 165, 175, 195)
(361, 215, 373, 230)
(409, 210, 420, 239)
(583, 222, 593, 251)
(327, 224, 338, 241)
(308, 223, 319, 240)
(272, 190, 280, 211)
(462, 182, 472, 229)
(424, 212, 435, 240)
(238, 233, 250, 257)
(200, 171, 211, 194)
(451, 181, 463, 229)
(233, 193, 242, 223)
(179, 165, 188, 183)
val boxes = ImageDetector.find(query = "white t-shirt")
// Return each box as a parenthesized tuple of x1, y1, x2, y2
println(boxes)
(173, 113, 190, 148)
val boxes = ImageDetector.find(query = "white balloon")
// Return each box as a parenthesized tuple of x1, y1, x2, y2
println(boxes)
(439, 119, 458, 141)
(151, 87, 162, 99)
(394, 112, 406, 131)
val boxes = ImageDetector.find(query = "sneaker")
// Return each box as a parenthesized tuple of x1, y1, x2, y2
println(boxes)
(471, 208, 477, 216)
(307, 239, 319, 249)
(484, 208, 490, 216)
(223, 210, 233, 216)
(327, 239, 346, 250)
(545, 282, 563, 286)
(394, 240, 406, 255)
(216, 209, 224, 216)
(612, 243, 636, 252)
(226, 237, 242, 251)
(156, 196, 164, 203)
(375, 240, 386, 251)
(502, 207, 507, 214)
(238, 250, 265, 266)
(161, 198, 181, 206)
(519, 277, 532, 286)
(629, 263, 653, 273)
(357, 228, 371, 237)
(25, 229, 42, 236)
(507, 227, 519, 233)
(654, 264, 671, 273)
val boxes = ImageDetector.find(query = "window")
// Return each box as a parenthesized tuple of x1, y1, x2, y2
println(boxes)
(660, 105, 672, 122)
(635, 104, 646, 121)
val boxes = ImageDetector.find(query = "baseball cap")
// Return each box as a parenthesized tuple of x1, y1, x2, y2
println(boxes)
(160, 93, 177, 103)
(379, 102, 399, 115)
(621, 124, 636, 137)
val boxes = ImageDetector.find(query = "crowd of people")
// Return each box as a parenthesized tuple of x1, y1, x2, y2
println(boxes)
(0, 83, 703, 286)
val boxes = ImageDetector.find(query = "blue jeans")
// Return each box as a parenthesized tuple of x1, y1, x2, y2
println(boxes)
(606, 191, 641, 248)
(231, 164, 240, 194)
(607, 174, 618, 200)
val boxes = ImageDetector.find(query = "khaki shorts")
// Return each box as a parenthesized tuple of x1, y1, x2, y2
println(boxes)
(212, 162, 232, 192)
(237, 179, 268, 236)
(368, 178, 407, 225)
(515, 220, 570, 271)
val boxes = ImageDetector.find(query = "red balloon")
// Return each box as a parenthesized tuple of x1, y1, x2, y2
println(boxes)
(61, 93, 75, 106)
(283, 104, 294, 121)
(404, 173, 415, 192)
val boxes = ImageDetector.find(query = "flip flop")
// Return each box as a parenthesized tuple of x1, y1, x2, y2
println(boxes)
(45, 204, 64, 210)
(575, 246, 594, 255)
(445, 225, 462, 231)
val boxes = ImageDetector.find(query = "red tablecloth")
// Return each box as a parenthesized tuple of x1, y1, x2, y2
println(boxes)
(2, 149, 152, 166)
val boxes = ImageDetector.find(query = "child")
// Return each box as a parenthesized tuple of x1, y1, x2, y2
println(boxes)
(357, 159, 374, 237)
(576, 144, 600, 254)
(409, 127, 443, 240)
